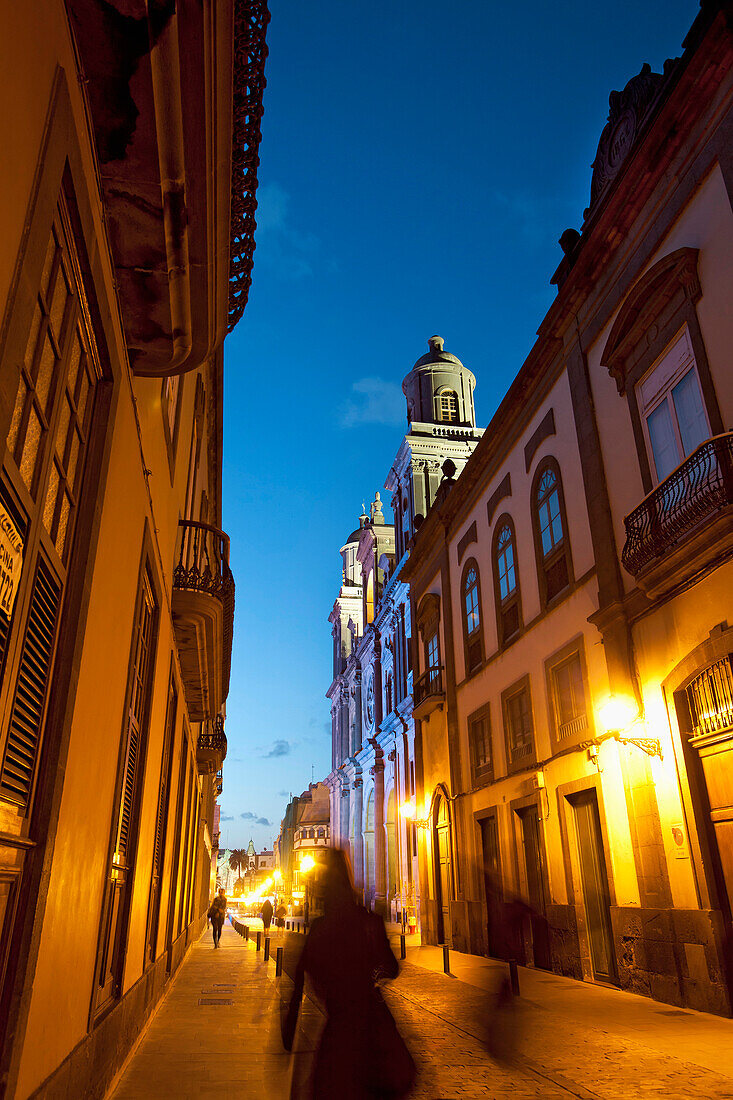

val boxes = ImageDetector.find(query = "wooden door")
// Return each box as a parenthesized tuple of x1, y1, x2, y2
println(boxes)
(480, 814, 502, 957)
(519, 805, 551, 970)
(571, 791, 617, 984)
(434, 796, 451, 944)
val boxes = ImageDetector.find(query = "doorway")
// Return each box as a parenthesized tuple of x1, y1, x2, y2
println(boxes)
(518, 805, 552, 969)
(433, 794, 451, 944)
(480, 814, 503, 957)
(569, 790, 617, 984)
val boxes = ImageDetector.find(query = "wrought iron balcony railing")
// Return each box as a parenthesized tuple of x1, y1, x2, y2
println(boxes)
(414, 666, 444, 707)
(198, 715, 227, 756)
(622, 433, 733, 576)
(214, 770, 223, 796)
(173, 520, 235, 706)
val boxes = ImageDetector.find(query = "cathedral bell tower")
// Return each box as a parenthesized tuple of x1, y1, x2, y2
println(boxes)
(388, 336, 483, 561)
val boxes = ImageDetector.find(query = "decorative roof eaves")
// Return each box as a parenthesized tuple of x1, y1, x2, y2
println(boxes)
(227, 0, 270, 332)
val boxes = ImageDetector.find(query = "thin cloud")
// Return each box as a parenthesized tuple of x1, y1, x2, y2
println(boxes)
(340, 377, 405, 429)
(263, 739, 292, 758)
(278, 789, 290, 797)
(255, 182, 320, 280)
(240, 811, 273, 826)
(220, 814, 234, 822)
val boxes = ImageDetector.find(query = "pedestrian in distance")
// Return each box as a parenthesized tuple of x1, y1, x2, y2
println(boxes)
(208, 888, 227, 948)
(276, 903, 287, 929)
(261, 897, 274, 934)
(282, 847, 415, 1099)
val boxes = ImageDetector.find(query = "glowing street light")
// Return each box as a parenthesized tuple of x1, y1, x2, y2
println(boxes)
(300, 854, 316, 873)
(400, 801, 416, 819)
(596, 695, 637, 734)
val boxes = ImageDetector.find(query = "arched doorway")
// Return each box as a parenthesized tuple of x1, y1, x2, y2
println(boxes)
(364, 790, 375, 907)
(432, 792, 451, 944)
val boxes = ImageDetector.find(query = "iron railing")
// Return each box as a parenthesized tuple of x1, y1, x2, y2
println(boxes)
(173, 520, 235, 699)
(215, 770, 224, 797)
(198, 715, 227, 758)
(414, 666, 444, 707)
(622, 433, 733, 575)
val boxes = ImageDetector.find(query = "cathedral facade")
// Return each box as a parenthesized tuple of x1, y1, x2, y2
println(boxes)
(325, 338, 483, 923)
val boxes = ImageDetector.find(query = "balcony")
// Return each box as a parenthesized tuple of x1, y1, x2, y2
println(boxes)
(413, 666, 445, 719)
(172, 520, 235, 721)
(621, 434, 733, 599)
(196, 716, 227, 775)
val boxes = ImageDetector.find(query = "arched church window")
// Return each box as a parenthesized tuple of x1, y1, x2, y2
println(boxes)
(437, 389, 459, 423)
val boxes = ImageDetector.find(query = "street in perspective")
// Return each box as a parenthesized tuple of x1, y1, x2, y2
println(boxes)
(0, 1, 732, 1098)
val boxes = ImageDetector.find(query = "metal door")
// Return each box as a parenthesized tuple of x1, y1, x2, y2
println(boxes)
(480, 815, 502, 956)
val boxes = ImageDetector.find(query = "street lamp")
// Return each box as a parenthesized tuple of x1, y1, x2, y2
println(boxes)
(595, 694, 663, 759)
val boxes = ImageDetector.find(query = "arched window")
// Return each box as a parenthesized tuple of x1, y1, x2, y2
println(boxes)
(437, 389, 459, 423)
(532, 459, 573, 605)
(492, 515, 522, 645)
(461, 559, 483, 674)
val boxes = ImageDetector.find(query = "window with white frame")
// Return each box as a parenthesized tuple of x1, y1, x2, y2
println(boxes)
(636, 327, 710, 484)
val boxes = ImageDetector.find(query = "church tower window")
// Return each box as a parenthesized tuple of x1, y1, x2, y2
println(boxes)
(437, 389, 459, 423)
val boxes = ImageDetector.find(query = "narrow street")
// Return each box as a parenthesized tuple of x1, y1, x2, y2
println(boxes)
(110, 922, 733, 1099)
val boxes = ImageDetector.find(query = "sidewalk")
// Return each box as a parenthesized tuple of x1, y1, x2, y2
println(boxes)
(109, 922, 321, 1099)
(108, 920, 733, 1099)
(386, 938, 733, 1078)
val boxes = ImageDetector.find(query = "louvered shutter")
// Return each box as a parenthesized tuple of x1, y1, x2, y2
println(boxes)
(0, 556, 61, 805)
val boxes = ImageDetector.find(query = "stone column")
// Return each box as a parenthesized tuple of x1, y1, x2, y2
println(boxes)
(353, 777, 364, 890)
(340, 784, 351, 862)
(371, 743, 386, 913)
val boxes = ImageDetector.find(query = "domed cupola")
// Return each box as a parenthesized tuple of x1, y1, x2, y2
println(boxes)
(402, 335, 477, 428)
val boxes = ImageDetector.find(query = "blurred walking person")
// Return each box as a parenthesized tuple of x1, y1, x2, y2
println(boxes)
(261, 897, 274, 934)
(282, 847, 415, 1099)
(208, 888, 227, 948)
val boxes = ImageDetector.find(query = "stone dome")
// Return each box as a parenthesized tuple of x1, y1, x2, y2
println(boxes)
(402, 335, 477, 427)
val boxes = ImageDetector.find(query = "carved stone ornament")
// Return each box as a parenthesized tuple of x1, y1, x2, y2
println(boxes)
(586, 62, 669, 219)
(387, 749, 397, 762)
(353, 777, 363, 788)
(365, 673, 375, 727)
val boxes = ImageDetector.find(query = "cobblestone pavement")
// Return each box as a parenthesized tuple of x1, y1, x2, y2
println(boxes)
(385, 963, 733, 1099)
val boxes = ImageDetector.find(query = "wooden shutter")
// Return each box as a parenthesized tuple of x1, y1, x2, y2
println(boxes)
(0, 556, 61, 805)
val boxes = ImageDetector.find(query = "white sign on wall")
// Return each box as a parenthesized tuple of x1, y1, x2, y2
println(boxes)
(0, 504, 24, 619)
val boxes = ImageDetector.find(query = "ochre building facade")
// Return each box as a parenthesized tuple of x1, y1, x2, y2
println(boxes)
(0, 1, 268, 1095)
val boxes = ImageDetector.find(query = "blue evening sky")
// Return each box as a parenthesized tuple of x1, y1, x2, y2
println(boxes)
(220, 0, 698, 851)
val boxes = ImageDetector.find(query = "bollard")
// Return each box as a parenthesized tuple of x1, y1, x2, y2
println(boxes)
(264, 937, 270, 961)
(509, 959, 520, 996)
(286, 920, 290, 930)
(244, 925, 249, 941)
(400, 934, 406, 960)
(276, 946, 283, 976)
(256, 931, 262, 951)
(442, 945, 450, 974)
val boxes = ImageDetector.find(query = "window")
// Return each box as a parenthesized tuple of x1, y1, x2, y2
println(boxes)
(317, 827, 325, 838)
(636, 328, 710, 484)
(385, 673, 393, 716)
(492, 516, 522, 646)
(546, 642, 590, 750)
(426, 632, 439, 674)
(437, 389, 459, 423)
(0, 200, 101, 811)
(93, 565, 158, 1017)
(462, 559, 483, 674)
(532, 460, 572, 606)
(502, 677, 535, 772)
(468, 705, 493, 785)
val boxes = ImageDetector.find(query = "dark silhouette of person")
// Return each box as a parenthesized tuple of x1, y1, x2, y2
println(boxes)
(261, 897, 274, 933)
(208, 888, 227, 948)
(282, 847, 415, 1099)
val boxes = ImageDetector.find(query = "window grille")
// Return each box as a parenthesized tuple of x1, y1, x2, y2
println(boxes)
(537, 469, 563, 556)
(686, 656, 733, 738)
(496, 525, 516, 600)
